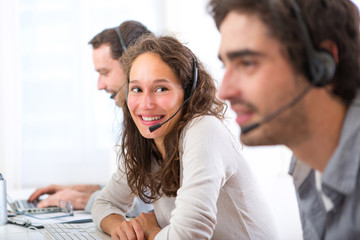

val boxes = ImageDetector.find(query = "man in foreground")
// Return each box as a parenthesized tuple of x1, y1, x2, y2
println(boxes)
(208, 0, 360, 238)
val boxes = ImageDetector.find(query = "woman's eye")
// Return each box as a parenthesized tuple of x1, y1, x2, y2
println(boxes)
(155, 87, 168, 93)
(131, 87, 141, 93)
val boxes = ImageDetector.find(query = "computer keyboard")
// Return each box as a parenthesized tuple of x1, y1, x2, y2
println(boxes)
(16, 199, 38, 209)
(43, 223, 107, 240)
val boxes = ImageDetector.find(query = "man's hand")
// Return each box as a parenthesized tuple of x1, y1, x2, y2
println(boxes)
(36, 189, 93, 209)
(27, 184, 101, 210)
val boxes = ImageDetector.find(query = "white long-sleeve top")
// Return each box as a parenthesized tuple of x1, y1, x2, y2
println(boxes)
(92, 115, 278, 239)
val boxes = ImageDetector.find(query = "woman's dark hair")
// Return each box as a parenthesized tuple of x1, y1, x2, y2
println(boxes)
(119, 34, 226, 202)
(208, 0, 360, 105)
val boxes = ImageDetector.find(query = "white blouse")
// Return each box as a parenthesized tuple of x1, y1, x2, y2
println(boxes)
(92, 115, 278, 239)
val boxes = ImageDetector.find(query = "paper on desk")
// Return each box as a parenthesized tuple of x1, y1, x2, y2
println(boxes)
(8, 210, 92, 228)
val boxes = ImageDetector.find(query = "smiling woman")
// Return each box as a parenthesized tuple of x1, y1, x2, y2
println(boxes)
(127, 52, 185, 143)
(91, 34, 278, 239)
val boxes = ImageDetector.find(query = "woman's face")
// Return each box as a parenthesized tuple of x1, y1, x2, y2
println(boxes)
(127, 52, 185, 145)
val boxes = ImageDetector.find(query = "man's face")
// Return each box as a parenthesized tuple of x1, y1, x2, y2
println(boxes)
(218, 12, 310, 146)
(92, 44, 125, 101)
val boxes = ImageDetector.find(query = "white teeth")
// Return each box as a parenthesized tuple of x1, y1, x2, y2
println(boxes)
(142, 116, 162, 121)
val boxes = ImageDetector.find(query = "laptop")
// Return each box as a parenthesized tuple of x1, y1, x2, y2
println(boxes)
(7, 194, 62, 215)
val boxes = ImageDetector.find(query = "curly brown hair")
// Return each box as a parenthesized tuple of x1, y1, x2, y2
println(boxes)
(118, 34, 227, 203)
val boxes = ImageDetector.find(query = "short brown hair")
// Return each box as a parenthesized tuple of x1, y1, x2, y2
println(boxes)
(208, 0, 360, 105)
(88, 20, 151, 59)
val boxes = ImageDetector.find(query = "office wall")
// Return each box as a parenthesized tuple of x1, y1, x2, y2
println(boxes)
(0, 0, 22, 189)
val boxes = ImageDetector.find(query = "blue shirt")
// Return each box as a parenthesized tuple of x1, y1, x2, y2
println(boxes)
(289, 91, 360, 240)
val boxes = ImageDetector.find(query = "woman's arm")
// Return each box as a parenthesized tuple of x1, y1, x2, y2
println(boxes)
(91, 169, 137, 230)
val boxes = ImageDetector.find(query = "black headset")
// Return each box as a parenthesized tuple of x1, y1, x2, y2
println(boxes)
(289, 0, 336, 87)
(114, 26, 127, 53)
(185, 57, 199, 100)
(108, 26, 128, 99)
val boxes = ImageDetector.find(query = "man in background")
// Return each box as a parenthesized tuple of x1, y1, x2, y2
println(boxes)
(208, 0, 360, 238)
(28, 20, 153, 216)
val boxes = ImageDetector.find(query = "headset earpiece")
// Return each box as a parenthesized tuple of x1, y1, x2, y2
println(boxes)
(290, 0, 336, 87)
(184, 57, 199, 100)
(310, 50, 336, 87)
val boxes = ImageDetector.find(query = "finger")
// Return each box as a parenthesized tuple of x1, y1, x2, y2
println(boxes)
(120, 221, 137, 240)
(28, 185, 60, 202)
(113, 228, 126, 240)
(132, 219, 145, 240)
(37, 196, 61, 208)
(111, 230, 121, 240)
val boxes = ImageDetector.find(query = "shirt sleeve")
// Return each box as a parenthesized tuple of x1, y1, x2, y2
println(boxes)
(84, 190, 100, 213)
(155, 116, 236, 239)
(91, 168, 136, 229)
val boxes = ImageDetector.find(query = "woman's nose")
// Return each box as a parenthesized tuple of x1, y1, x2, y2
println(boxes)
(140, 93, 155, 109)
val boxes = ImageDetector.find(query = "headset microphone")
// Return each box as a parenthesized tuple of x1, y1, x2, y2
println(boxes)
(149, 99, 190, 132)
(110, 92, 117, 99)
(241, 84, 312, 134)
(110, 84, 126, 99)
(148, 57, 198, 133)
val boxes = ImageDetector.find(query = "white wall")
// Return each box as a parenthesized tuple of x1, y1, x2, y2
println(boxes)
(0, 0, 22, 189)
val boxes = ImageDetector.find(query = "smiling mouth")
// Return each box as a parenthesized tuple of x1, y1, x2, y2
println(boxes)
(141, 116, 164, 122)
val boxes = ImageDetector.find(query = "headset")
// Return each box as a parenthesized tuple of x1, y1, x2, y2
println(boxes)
(185, 57, 199, 100)
(289, 0, 336, 87)
(242, 0, 337, 134)
(147, 56, 198, 132)
(114, 25, 127, 52)
(110, 26, 127, 99)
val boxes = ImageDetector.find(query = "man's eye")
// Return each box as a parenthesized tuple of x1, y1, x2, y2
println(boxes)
(241, 59, 256, 67)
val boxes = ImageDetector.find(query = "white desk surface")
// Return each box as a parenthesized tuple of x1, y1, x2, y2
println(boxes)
(0, 222, 112, 240)
(4, 188, 111, 240)
(0, 223, 49, 240)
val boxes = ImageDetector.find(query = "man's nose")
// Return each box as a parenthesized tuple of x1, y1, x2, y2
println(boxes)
(97, 76, 106, 90)
(218, 67, 240, 101)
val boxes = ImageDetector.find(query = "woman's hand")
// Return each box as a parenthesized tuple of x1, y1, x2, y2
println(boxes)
(103, 212, 161, 240)
(134, 212, 161, 240)
(110, 218, 145, 240)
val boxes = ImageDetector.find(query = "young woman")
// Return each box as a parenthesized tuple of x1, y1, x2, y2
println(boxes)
(92, 34, 278, 240)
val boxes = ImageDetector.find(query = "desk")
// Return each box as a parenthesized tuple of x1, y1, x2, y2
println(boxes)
(0, 223, 48, 240)
(0, 222, 112, 240)
(4, 189, 111, 240)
